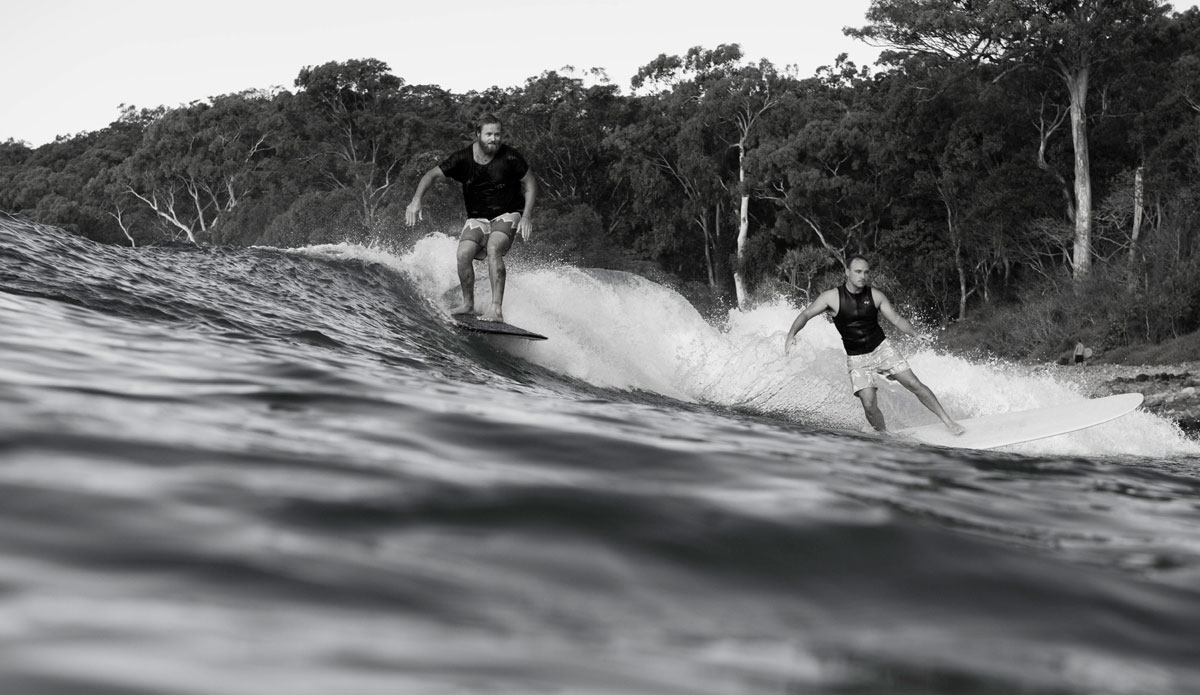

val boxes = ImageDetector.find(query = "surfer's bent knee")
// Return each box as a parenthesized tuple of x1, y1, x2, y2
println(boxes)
(461, 214, 519, 260)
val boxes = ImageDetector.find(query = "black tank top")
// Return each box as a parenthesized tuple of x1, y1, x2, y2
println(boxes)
(832, 285, 886, 356)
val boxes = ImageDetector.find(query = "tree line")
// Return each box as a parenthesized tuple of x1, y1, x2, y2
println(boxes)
(3, 1, 1199, 360)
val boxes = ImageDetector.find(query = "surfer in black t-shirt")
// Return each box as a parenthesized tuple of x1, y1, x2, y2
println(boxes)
(406, 114, 537, 323)
(784, 256, 964, 435)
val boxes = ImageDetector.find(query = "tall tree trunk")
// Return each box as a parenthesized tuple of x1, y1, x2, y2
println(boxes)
(714, 198, 722, 288)
(936, 178, 968, 321)
(1129, 164, 1144, 265)
(1065, 66, 1093, 278)
(734, 143, 749, 308)
(1035, 97, 1076, 224)
(108, 206, 136, 248)
(698, 212, 716, 288)
(956, 241, 968, 321)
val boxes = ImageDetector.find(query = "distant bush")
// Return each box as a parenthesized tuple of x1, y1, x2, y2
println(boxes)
(532, 201, 611, 268)
(941, 254, 1200, 364)
(210, 194, 293, 246)
(258, 190, 366, 248)
(1097, 330, 1200, 365)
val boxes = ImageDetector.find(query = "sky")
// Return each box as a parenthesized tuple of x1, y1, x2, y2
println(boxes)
(2, 0, 884, 147)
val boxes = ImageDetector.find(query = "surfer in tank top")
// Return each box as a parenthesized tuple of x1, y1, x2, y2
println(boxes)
(783, 256, 964, 435)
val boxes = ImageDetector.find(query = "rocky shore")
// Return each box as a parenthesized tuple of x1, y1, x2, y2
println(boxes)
(1067, 361, 1200, 434)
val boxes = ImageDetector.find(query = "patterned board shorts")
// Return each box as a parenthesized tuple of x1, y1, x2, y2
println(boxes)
(846, 340, 911, 394)
(460, 212, 521, 259)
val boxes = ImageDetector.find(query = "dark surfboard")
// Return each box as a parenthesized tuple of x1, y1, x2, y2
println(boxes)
(452, 313, 547, 340)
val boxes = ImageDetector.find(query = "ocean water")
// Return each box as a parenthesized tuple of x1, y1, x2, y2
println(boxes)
(2, 215, 1200, 695)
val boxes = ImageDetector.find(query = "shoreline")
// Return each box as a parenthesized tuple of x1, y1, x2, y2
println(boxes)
(1056, 361, 1200, 434)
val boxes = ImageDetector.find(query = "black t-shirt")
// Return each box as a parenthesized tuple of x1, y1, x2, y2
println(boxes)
(438, 144, 529, 219)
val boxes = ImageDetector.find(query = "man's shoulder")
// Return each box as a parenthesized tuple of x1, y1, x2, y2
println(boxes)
(499, 144, 528, 163)
(814, 288, 838, 308)
(439, 144, 473, 167)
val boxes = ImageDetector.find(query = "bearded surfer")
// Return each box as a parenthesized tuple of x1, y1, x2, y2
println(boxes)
(406, 114, 537, 323)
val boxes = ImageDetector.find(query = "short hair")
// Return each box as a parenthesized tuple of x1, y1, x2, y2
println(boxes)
(475, 113, 502, 133)
(847, 255, 870, 267)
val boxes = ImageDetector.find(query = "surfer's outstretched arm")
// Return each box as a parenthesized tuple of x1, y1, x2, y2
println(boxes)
(784, 290, 835, 354)
(874, 289, 927, 341)
(517, 170, 537, 241)
(406, 166, 446, 226)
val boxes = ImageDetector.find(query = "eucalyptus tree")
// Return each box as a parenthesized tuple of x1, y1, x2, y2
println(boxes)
(713, 58, 788, 307)
(0, 149, 48, 218)
(0, 139, 30, 162)
(0, 106, 159, 244)
(115, 91, 283, 244)
(606, 92, 727, 287)
(290, 59, 413, 233)
(608, 46, 741, 290)
(618, 44, 786, 306)
(1114, 7, 1200, 269)
(750, 58, 889, 279)
(876, 56, 1056, 319)
(849, 0, 1170, 279)
(499, 69, 635, 266)
(502, 70, 620, 203)
(79, 105, 167, 245)
(0, 140, 34, 230)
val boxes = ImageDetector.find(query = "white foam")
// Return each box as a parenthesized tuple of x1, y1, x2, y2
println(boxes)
(318, 236, 1200, 458)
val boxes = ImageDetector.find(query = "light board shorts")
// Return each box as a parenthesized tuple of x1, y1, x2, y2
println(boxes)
(460, 212, 521, 259)
(846, 340, 910, 394)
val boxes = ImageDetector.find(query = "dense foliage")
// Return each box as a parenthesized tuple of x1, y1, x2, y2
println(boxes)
(3, 2, 1199, 360)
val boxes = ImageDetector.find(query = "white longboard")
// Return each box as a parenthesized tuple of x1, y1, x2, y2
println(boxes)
(897, 393, 1144, 450)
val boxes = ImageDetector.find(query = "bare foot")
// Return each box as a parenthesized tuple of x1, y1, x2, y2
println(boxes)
(449, 303, 474, 316)
(479, 307, 504, 323)
(944, 420, 966, 436)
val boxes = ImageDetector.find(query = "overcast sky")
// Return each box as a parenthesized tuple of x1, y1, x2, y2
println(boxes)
(2, 0, 885, 146)
(5, 1, 1197, 148)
